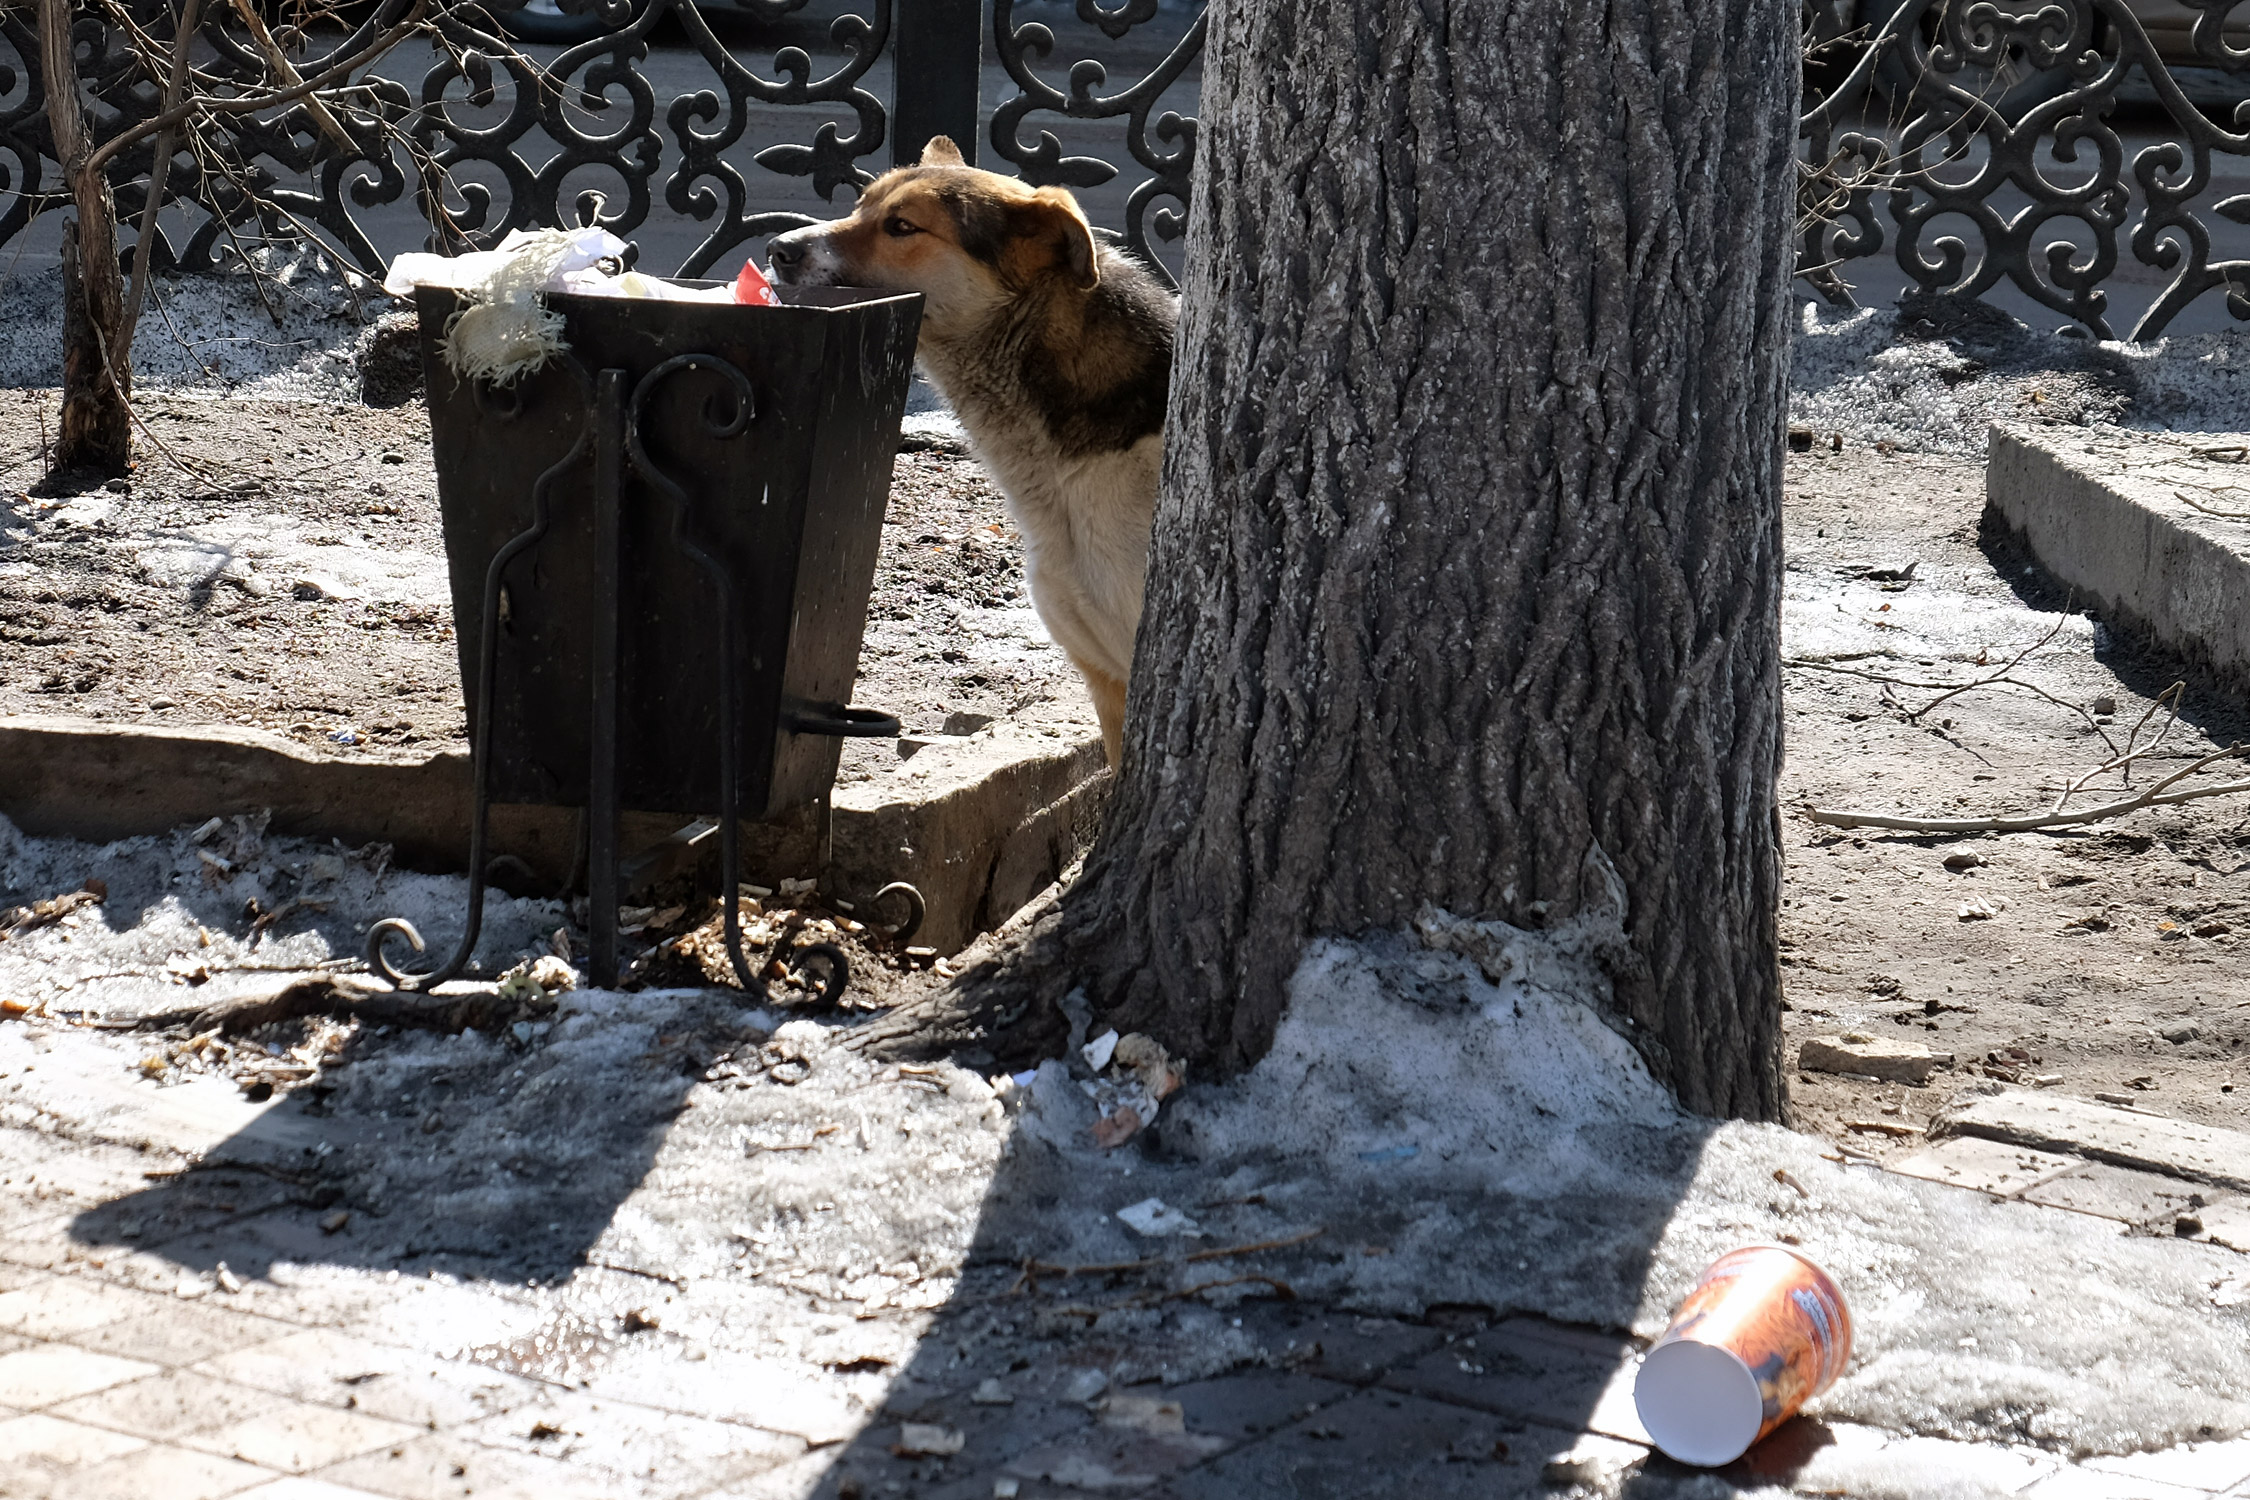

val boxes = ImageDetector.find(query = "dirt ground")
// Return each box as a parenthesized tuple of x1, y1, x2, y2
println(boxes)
(4, 394, 2247, 1151)
(1776, 442, 2250, 1148)
(0, 389, 1087, 783)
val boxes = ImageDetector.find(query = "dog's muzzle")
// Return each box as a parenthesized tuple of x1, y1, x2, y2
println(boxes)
(764, 226, 833, 287)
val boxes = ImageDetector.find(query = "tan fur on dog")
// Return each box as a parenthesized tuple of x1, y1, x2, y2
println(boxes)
(766, 138, 1176, 769)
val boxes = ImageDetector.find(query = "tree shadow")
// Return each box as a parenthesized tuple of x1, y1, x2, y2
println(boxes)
(796, 937, 1735, 1500)
(54, 928, 1749, 1498)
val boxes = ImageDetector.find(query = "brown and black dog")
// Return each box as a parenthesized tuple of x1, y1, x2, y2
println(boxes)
(765, 137, 1176, 769)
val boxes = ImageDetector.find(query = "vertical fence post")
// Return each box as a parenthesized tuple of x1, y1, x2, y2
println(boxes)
(892, 0, 986, 168)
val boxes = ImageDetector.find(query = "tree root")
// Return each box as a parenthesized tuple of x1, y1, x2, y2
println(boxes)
(134, 972, 530, 1037)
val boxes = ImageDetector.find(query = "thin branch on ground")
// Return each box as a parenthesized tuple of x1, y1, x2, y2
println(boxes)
(1785, 609, 2113, 751)
(2177, 488, 2250, 521)
(2053, 681, 2184, 811)
(1808, 744, 2250, 834)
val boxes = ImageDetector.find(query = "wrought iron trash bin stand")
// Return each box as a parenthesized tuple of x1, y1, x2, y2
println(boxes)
(367, 279, 925, 995)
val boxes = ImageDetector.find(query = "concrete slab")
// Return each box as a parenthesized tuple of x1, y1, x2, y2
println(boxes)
(0, 712, 1104, 956)
(1936, 1089, 2250, 1192)
(1986, 424, 2250, 695)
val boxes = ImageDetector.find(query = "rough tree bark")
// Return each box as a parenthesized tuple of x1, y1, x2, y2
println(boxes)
(41, 0, 133, 476)
(869, 0, 1799, 1118)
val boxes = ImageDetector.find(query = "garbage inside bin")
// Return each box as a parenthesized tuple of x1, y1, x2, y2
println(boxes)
(384, 227, 782, 386)
(1633, 1244, 1854, 1466)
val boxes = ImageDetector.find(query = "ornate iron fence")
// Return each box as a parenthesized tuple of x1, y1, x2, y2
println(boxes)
(1802, 0, 2250, 341)
(5, 0, 2250, 339)
(0, 0, 1202, 286)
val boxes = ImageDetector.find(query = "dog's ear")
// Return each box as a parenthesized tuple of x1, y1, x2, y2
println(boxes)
(919, 136, 966, 167)
(1016, 187, 1099, 290)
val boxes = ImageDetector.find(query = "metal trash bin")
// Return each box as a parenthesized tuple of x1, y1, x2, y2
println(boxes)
(369, 281, 924, 992)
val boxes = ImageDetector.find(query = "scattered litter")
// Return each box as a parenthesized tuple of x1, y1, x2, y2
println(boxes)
(1099, 1392, 1185, 1434)
(1081, 1028, 1120, 1072)
(214, 1261, 243, 1295)
(891, 1423, 965, 1458)
(494, 954, 577, 1005)
(971, 1378, 1014, 1406)
(1634, 1245, 1851, 1467)
(992, 1481, 1021, 1500)
(1115, 1198, 1203, 1238)
(320, 1210, 351, 1235)
(1957, 895, 2004, 921)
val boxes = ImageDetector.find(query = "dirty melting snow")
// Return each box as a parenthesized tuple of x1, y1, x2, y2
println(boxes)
(5, 809, 2247, 1471)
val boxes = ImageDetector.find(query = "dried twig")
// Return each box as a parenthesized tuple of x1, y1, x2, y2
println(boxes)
(1809, 744, 2250, 833)
(2177, 488, 2250, 521)
(2053, 682, 2184, 811)
(1788, 610, 2113, 751)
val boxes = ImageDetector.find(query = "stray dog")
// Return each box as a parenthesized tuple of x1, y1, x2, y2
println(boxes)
(765, 137, 1176, 769)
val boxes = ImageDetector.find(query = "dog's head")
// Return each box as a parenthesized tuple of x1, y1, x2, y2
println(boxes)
(765, 137, 1099, 339)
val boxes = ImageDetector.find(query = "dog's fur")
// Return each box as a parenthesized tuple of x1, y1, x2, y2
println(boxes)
(765, 138, 1176, 769)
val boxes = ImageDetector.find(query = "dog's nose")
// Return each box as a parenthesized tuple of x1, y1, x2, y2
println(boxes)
(766, 231, 808, 276)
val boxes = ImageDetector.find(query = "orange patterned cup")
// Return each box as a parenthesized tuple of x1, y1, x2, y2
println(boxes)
(1633, 1245, 1854, 1466)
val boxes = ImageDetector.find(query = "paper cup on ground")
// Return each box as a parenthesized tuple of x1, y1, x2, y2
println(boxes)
(1634, 1245, 1852, 1466)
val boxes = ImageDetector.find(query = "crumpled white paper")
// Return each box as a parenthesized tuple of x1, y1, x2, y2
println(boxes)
(383, 226, 731, 385)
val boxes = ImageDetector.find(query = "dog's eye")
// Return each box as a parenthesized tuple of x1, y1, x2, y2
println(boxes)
(883, 216, 922, 238)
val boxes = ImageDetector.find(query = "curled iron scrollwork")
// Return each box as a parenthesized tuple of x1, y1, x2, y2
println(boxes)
(988, 0, 1200, 282)
(1800, 0, 2250, 339)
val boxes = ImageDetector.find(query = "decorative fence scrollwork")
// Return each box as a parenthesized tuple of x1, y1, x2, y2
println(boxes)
(8, 1, 2250, 341)
(1800, 0, 2250, 341)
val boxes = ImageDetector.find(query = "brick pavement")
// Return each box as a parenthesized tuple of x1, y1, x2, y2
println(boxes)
(2, 1180, 2249, 1500)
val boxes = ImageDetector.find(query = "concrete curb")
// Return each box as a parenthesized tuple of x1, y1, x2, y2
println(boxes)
(1986, 423, 2250, 697)
(0, 713, 1106, 953)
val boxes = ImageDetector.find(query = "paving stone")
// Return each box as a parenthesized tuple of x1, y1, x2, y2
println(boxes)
(1166, 1370, 1353, 1442)
(2022, 1163, 2216, 1227)
(0, 1344, 160, 1408)
(310, 1431, 644, 1500)
(1723, 1415, 1889, 1485)
(49, 1368, 298, 1442)
(1837, 1435, 2055, 1494)
(42, 1441, 275, 1500)
(193, 1328, 436, 1408)
(64, 1296, 282, 1366)
(1000, 1421, 1229, 1492)
(2184, 1197, 2250, 1254)
(1231, 1306, 1446, 1385)
(0, 1412, 150, 1471)
(466, 1390, 805, 1492)
(189, 1324, 537, 1429)
(872, 1390, 1091, 1470)
(331, 1279, 547, 1353)
(584, 1348, 860, 1445)
(182, 1404, 424, 1474)
(0, 1278, 154, 1340)
(2084, 1440, 2250, 1493)
(1376, 1318, 1649, 1444)
(2025, 1465, 2213, 1499)
(1886, 1136, 2084, 1198)
(1147, 1391, 1579, 1500)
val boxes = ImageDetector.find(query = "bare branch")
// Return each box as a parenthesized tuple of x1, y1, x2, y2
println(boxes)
(1809, 745, 2250, 834)
(83, 0, 428, 182)
(2177, 487, 2250, 521)
(115, 0, 203, 368)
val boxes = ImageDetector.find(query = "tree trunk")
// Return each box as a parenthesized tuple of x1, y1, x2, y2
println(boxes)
(42, 0, 132, 476)
(871, 0, 1798, 1119)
